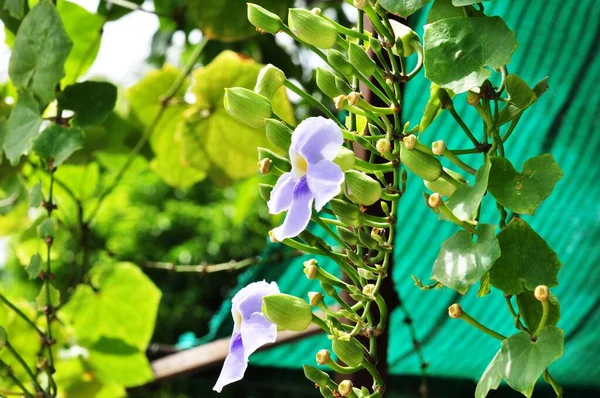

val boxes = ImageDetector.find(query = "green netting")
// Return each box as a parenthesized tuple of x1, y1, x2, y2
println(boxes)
(205, 0, 600, 389)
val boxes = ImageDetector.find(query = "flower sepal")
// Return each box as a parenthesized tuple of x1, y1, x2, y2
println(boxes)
(262, 293, 313, 332)
(255, 64, 286, 100)
(247, 3, 284, 34)
(330, 198, 362, 227)
(348, 43, 376, 76)
(332, 336, 364, 367)
(303, 365, 331, 387)
(333, 147, 356, 171)
(343, 170, 382, 206)
(288, 8, 339, 49)
(224, 88, 272, 129)
(264, 118, 292, 151)
(258, 147, 291, 172)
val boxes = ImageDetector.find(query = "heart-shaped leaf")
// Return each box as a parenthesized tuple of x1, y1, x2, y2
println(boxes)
(499, 326, 564, 397)
(488, 154, 563, 215)
(33, 125, 84, 167)
(497, 75, 537, 125)
(424, 16, 518, 93)
(57, 81, 117, 128)
(3, 89, 42, 165)
(379, 0, 432, 18)
(25, 253, 42, 280)
(489, 218, 561, 295)
(516, 289, 560, 331)
(427, 0, 464, 24)
(432, 223, 500, 294)
(445, 159, 490, 221)
(475, 350, 502, 398)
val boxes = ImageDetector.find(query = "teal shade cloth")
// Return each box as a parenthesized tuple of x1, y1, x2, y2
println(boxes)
(203, 0, 600, 389)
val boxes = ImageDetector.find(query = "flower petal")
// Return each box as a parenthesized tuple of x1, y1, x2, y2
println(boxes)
(213, 332, 246, 392)
(232, 281, 280, 323)
(267, 172, 296, 214)
(291, 117, 343, 164)
(307, 159, 344, 211)
(240, 312, 277, 358)
(272, 176, 314, 241)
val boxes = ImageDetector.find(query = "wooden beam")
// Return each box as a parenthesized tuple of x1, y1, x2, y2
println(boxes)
(151, 324, 322, 382)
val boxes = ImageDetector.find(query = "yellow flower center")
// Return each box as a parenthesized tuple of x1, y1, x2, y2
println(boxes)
(291, 150, 308, 176)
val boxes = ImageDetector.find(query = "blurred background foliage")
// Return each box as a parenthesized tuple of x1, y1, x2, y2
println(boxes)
(0, 0, 353, 396)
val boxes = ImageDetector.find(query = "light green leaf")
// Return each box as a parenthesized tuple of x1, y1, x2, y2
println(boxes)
(516, 289, 561, 331)
(8, 1, 73, 105)
(475, 350, 502, 398)
(379, 0, 431, 18)
(3, 0, 25, 19)
(499, 326, 564, 397)
(445, 159, 490, 221)
(36, 283, 61, 309)
(489, 218, 561, 295)
(477, 271, 491, 297)
(427, 0, 464, 24)
(488, 154, 563, 215)
(60, 262, 161, 351)
(424, 16, 518, 93)
(452, 0, 489, 5)
(57, 81, 117, 127)
(497, 75, 537, 125)
(25, 253, 42, 279)
(419, 83, 442, 133)
(37, 217, 55, 238)
(88, 337, 154, 387)
(3, 89, 41, 165)
(186, 0, 293, 42)
(33, 125, 84, 166)
(28, 181, 43, 207)
(432, 223, 500, 294)
(533, 76, 549, 98)
(53, 163, 100, 201)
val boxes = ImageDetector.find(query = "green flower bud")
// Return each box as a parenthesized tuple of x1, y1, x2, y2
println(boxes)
(316, 67, 343, 98)
(255, 64, 286, 100)
(289, 8, 338, 49)
(258, 183, 274, 202)
(390, 20, 420, 57)
(376, 138, 391, 155)
(327, 49, 354, 77)
(348, 43, 376, 76)
(333, 147, 356, 171)
(343, 170, 382, 206)
(330, 199, 362, 227)
(264, 118, 292, 151)
(247, 3, 284, 34)
(304, 364, 330, 386)
(308, 292, 324, 306)
(338, 380, 353, 397)
(332, 337, 364, 367)
(315, 349, 331, 365)
(358, 229, 379, 250)
(381, 201, 390, 216)
(369, 36, 382, 53)
(0, 326, 6, 351)
(262, 293, 313, 332)
(257, 158, 272, 174)
(336, 226, 359, 245)
(335, 76, 353, 95)
(533, 76, 549, 98)
(432, 140, 446, 156)
(224, 88, 272, 129)
(258, 147, 291, 172)
(400, 143, 443, 182)
(424, 168, 465, 197)
(534, 285, 549, 302)
(358, 268, 377, 280)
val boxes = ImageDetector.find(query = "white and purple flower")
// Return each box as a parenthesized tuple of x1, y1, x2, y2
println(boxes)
(213, 281, 280, 392)
(268, 116, 345, 241)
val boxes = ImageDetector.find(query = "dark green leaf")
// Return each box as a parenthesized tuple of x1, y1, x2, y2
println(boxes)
(3, 0, 25, 19)
(36, 283, 61, 309)
(57, 81, 117, 127)
(532, 77, 549, 98)
(432, 224, 500, 294)
(25, 253, 42, 279)
(97, 0, 143, 21)
(424, 16, 518, 93)
(3, 89, 41, 165)
(497, 75, 537, 125)
(379, 0, 432, 18)
(0, 0, 22, 34)
(516, 289, 560, 331)
(488, 154, 563, 215)
(37, 217, 55, 239)
(427, 0, 464, 24)
(489, 218, 561, 295)
(475, 350, 502, 398)
(499, 326, 564, 397)
(9, 1, 73, 105)
(33, 125, 84, 166)
(445, 159, 490, 221)
(28, 182, 43, 208)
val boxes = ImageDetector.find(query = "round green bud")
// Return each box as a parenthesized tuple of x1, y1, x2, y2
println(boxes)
(303, 364, 330, 386)
(224, 88, 272, 129)
(262, 293, 313, 332)
(338, 380, 353, 397)
(254, 64, 286, 100)
(348, 42, 376, 76)
(333, 147, 356, 171)
(327, 49, 354, 77)
(390, 20, 420, 57)
(403, 134, 417, 149)
(467, 90, 480, 106)
(264, 118, 292, 151)
(362, 284, 375, 296)
(316, 67, 343, 98)
(332, 337, 364, 367)
(343, 170, 382, 206)
(289, 8, 338, 49)
(304, 264, 317, 280)
(400, 143, 443, 182)
(247, 3, 284, 34)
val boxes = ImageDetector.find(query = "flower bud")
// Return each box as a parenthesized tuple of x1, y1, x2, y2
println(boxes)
(347, 92, 361, 106)
(258, 147, 291, 172)
(400, 143, 443, 182)
(255, 64, 286, 100)
(224, 88, 272, 129)
(467, 90, 480, 106)
(262, 293, 313, 332)
(358, 268, 377, 280)
(327, 49, 354, 77)
(337, 226, 359, 245)
(390, 20, 420, 57)
(403, 134, 417, 149)
(376, 138, 391, 154)
(289, 8, 338, 49)
(257, 158, 272, 174)
(335, 76, 352, 95)
(264, 118, 292, 151)
(304, 258, 318, 268)
(316, 349, 330, 365)
(338, 380, 353, 397)
(316, 67, 343, 98)
(308, 292, 324, 306)
(333, 147, 356, 171)
(448, 303, 463, 319)
(362, 284, 375, 296)
(258, 183, 273, 202)
(304, 364, 330, 386)
(330, 199, 362, 227)
(424, 168, 465, 197)
(304, 264, 317, 280)
(534, 285, 549, 302)
(247, 3, 284, 34)
(332, 337, 364, 367)
(343, 170, 382, 206)
(369, 36, 382, 53)
(358, 229, 379, 250)
(432, 140, 446, 156)
(353, 0, 367, 10)
(348, 43, 376, 76)
(334, 95, 346, 110)
(0, 326, 6, 351)
(428, 192, 442, 208)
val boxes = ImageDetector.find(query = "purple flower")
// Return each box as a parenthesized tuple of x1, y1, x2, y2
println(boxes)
(268, 117, 344, 241)
(213, 281, 279, 392)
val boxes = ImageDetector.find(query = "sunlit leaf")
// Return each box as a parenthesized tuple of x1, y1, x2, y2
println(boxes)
(516, 289, 560, 331)
(497, 74, 537, 125)
(3, 0, 25, 19)
(444, 159, 490, 221)
(28, 181, 42, 208)
(33, 124, 84, 166)
(24, 252, 42, 279)
(88, 337, 154, 387)
(37, 283, 61, 309)
(37, 217, 55, 238)
(3, 89, 41, 165)
(475, 350, 502, 398)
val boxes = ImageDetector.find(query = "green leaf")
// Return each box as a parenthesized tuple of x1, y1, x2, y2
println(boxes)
(28, 181, 43, 208)
(3, 0, 25, 19)
(475, 350, 502, 398)
(452, 0, 489, 5)
(419, 83, 443, 133)
(186, 0, 293, 42)
(423, 16, 518, 93)
(379, 0, 432, 18)
(25, 253, 42, 279)
(516, 289, 560, 331)
(88, 337, 154, 387)
(427, 0, 466, 24)
(497, 75, 537, 125)
(36, 283, 61, 309)
(37, 217, 55, 238)
(489, 218, 561, 295)
(57, 81, 117, 127)
(33, 125, 84, 166)
(432, 223, 500, 294)
(8, 1, 73, 105)
(97, 0, 143, 21)
(498, 326, 564, 397)
(3, 89, 41, 165)
(477, 271, 491, 297)
(532, 76, 549, 98)
(445, 159, 490, 221)
(60, 262, 161, 351)
(487, 154, 563, 215)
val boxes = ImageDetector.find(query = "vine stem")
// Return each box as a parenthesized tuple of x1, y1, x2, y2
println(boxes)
(0, 293, 44, 336)
(5, 371, 34, 398)
(458, 310, 506, 341)
(5, 342, 44, 393)
(86, 37, 209, 224)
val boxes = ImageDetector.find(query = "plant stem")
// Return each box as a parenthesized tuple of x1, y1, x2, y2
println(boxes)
(459, 311, 506, 341)
(5, 342, 43, 393)
(0, 293, 44, 336)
